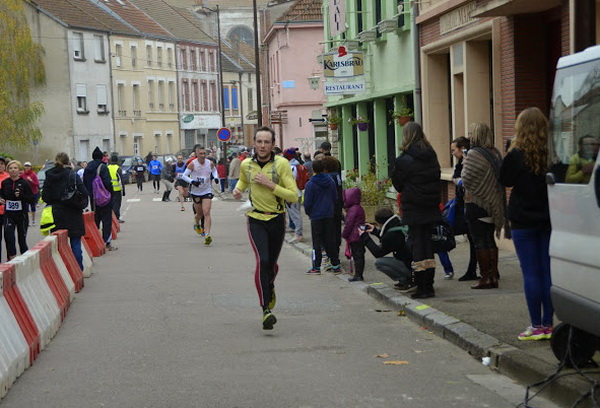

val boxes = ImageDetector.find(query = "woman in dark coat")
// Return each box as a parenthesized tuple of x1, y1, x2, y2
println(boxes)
(391, 122, 441, 299)
(42, 152, 89, 270)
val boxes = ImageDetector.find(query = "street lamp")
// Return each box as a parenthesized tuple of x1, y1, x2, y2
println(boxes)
(307, 75, 320, 90)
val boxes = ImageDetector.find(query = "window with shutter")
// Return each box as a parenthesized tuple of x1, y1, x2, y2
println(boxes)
(76, 84, 88, 113)
(97, 85, 108, 114)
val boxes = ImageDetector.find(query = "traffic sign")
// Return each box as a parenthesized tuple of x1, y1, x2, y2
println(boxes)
(217, 127, 231, 142)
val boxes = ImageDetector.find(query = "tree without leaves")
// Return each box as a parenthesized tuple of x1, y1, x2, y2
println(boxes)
(0, 0, 46, 149)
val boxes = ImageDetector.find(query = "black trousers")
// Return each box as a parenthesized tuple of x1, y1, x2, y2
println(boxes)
(310, 217, 340, 269)
(4, 213, 28, 258)
(94, 203, 112, 244)
(112, 191, 122, 219)
(465, 203, 497, 250)
(248, 214, 285, 308)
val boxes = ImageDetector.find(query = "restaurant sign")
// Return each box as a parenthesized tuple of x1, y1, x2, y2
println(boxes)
(323, 46, 364, 78)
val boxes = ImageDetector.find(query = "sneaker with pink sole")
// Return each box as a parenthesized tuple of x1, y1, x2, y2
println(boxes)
(518, 326, 547, 341)
(543, 326, 554, 340)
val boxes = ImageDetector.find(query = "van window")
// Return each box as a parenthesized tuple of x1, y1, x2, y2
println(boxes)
(549, 59, 600, 184)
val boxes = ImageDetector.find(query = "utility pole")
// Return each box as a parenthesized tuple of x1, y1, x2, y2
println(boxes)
(216, 5, 227, 160)
(253, 0, 262, 126)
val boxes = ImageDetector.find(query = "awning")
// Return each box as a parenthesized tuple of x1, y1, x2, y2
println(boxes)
(471, 0, 561, 17)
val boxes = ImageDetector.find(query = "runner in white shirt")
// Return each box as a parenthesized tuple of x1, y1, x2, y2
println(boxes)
(179, 145, 219, 246)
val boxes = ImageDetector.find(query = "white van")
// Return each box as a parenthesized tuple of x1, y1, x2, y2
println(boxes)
(547, 45, 600, 365)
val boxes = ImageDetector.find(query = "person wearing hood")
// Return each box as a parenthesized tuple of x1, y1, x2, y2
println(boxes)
(392, 122, 442, 299)
(342, 187, 366, 281)
(83, 146, 116, 251)
(42, 152, 89, 270)
(303, 158, 341, 275)
(283, 148, 303, 243)
(359, 207, 415, 290)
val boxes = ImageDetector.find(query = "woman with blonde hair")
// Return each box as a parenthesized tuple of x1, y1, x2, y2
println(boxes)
(462, 122, 506, 290)
(500, 107, 553, 340)
(0, 160, 35, 260)
(42, 152, 89, 270)
(391, 122, 442, 299)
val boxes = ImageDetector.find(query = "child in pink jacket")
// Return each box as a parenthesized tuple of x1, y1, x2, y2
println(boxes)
(342, 187, 366, 281)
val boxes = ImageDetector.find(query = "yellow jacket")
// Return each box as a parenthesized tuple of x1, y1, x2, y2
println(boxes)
(107, 164, 122, 192)
(236, 154, 298, 221)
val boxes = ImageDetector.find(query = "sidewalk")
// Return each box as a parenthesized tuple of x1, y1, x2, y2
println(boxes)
(279, 205, 600, 408)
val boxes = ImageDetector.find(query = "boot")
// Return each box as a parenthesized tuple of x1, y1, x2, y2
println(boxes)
(458, 242, 479, 281)
(471, 249, 498, 289)
(349, 256, 365, 281)
(165, 190, 171, 202)
(411, 268, 435, 299)
(161, 191, 169, 202)
(490, 247, 500, 280)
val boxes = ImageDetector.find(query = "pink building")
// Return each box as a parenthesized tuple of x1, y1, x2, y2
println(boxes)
(263, 0, 326, 154)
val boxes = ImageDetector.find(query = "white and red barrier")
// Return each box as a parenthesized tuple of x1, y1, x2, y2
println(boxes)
(81, 238, 94, 278)
(52, 230, 84, 292)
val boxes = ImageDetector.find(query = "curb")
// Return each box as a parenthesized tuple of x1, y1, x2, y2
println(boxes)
(287, 240, 595, 407)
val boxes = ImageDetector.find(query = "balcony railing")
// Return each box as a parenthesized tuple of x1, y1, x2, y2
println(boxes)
(118, 110, 127, 117)
(133, 110, 141, 117)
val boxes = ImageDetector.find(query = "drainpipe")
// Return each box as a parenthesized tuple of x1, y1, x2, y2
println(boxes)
(412, 1, 422, 124)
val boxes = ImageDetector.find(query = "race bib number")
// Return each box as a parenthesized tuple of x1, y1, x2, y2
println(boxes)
(5, 200, 22, 211)
(196, 177, 205, 185)
(152, 165, 158, 170)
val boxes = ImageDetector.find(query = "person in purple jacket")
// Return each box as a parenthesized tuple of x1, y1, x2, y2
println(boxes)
(303, 159, 341, 275)
(342, 187, 366, 281)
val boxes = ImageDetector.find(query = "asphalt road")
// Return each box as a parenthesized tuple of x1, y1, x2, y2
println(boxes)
(2, 187, 560, 408)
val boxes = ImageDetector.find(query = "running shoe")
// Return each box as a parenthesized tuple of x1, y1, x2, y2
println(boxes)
(305, 268, 321, 275)
(204, 235, 212, 246)
(444, 271, 454, 280)
(518, 326, 547, 341)
(263, 310, 277, 330)
(331, 265, 342, 275)
(268, 289, 276, 310)
(543, 326, 554, 340)
(194, 224, 204, 235)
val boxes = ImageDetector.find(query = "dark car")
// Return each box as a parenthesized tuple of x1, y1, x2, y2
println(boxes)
(118, 155, 147, 184)
(37, 160, 55, 190)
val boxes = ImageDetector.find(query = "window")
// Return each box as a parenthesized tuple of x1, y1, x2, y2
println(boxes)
(247, 88, 253, 111)
(190, 49, 197, 71)
(146, 45, 153, 67)
(210, 80, 217, 112)
(192, 80, 199, 111)
(148, 80, 155, 110)
(133, 136, 141, 155)
(117, 83, 125, 116)
(223, 87, 230, 110)
(208, 51, 214, 72)
(168, 81, 175, 110)
(232, 86, 238, 110)
(200, 50, 206, 71)
(76, 84, 88, 113)
(115, 44, 122, 67)
(167, 48, 173, 68)
(182, 79, 190, 111)
(132, 84, 140, 116)
(181, 48, 188, 70)
(73, 32, 84, 60)
(357, 0, 363, 34)
(94, 35, 105, 62)
(201, 80, 208, 111)
(157, 46, 163, 68)
(97, 84, 108, 114)
(131, 45, 137, 68)
(158, 80, 165, 110)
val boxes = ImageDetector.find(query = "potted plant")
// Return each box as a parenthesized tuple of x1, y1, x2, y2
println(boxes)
(327, 111, 343, 130)
(389, 106, 413, 126)
(348, 116, 370, 131)
(343, 166, 393, 222)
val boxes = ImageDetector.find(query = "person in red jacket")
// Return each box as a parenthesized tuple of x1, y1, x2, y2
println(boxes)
(0, 157, 9, 261)
(22, 161, 40, 226)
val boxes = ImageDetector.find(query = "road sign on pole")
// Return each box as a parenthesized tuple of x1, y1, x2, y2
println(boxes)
(217, 127, 231, 142)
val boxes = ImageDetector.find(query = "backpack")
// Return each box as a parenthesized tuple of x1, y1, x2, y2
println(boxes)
(295, 164, 309, 190)
(92, 164, 112, 207)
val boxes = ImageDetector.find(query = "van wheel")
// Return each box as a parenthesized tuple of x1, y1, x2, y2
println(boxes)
(550, 323, 600, 367)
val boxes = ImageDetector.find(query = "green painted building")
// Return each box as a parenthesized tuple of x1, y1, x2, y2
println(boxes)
(323, 0, 416, 179)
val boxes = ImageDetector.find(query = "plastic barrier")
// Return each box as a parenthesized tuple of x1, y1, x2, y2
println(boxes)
(81, 239, 94, 278)
(112, 211, 121, 233)
(9, 252, 61, 350)
(0, 268, 30, 399)
(52, 230, 84, 292)
(82, 212, 106, 257)
(0, 263, 39, 367)
(111, 214, 118, 240)
(40, 236, 76, 303)
(31, 241, 70, 321)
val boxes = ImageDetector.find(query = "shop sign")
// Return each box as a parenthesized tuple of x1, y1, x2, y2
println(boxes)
(439, 1, 477, 35)
(180, 114, 221, 129)
(324, 78, 366, 95)
(329, 0, 347, 37)
(323, 47, 364, 78)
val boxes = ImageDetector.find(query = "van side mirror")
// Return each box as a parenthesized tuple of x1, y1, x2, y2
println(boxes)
(595, 167, 600, 208)
(546, 173, 556, 185)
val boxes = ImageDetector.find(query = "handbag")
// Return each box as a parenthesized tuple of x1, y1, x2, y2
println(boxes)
(61, 171, 87, 210)
(443, 195, 468, 236)
(431, 218, 456, 253)
(92, 164, 112, 207)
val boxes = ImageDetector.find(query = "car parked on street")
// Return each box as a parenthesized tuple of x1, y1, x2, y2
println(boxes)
(118, 155, 147, 184)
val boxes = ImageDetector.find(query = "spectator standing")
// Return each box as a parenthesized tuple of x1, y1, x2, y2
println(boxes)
(107, 154, 125, 222)
(500, 107, 553, 341)
(342, 187, 366, 281)
(161, 157, 175, 202)
(283, 148, 303, 243)
(83, 147, 116, 251)
(462, 122, 506, 290)
(320, 144, 343, 252)
(42, 152, 89, 270)
(144, 151, 153, 166)
(22, 161, 40, 226)
(391, 122, 442, 299)
(359, 207, 414, 290)
(303, 153, 313, 178)
(148, 154, 163, 194)
(0, 160, 35, 260)
(232, 126, 298, 330)
(228, 152, 241, 192)
(304, 159, 341, 275)
(76, 161, 87, 180)
(216, 159, 227, 193)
